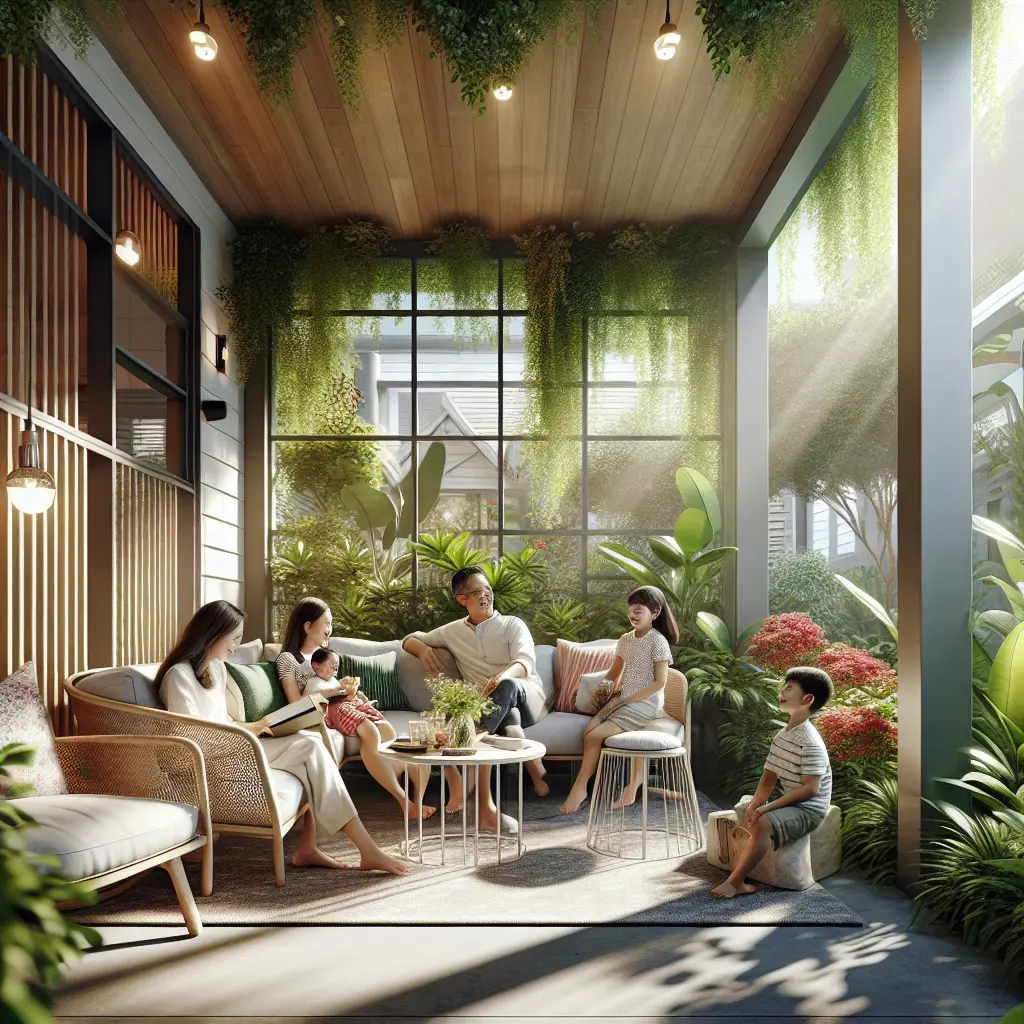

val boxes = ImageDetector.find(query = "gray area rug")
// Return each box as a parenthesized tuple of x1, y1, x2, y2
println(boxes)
(71, 772, 861, 927)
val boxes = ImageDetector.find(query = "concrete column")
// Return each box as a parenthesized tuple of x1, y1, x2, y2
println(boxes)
(733, 247, 771, 632)
(896, 1, 974, 886)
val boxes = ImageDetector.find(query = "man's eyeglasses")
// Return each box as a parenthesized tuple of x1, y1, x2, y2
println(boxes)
(462, 588, 492, 599)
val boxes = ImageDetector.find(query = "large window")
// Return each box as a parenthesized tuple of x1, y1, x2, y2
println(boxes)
(269, 255, 720, 620)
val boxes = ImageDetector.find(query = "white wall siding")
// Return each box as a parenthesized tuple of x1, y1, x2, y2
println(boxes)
(48, 25, 244, 613)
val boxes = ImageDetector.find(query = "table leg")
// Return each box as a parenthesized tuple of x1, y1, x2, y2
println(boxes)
(462, 768, 468, 866)
(517, 759, 523, 860)
(473, 764, 480, 868)
(403, 768, 410, 859)
(416, 768, 424, 865)
(440, 763, 446, 867)
(641, 756, 649, 860)
(496, 760, 502, 865)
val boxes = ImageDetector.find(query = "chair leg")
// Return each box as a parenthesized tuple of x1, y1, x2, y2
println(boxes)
(161, 857, 202, 937)
(273, 833, 286, 887)
(201, 841, 213, 897)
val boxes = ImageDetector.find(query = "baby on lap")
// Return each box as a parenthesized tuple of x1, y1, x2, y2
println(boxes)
(307, 648, 386, 737)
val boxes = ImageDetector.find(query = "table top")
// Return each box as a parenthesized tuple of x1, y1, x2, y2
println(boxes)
(379, 738, 546, 767)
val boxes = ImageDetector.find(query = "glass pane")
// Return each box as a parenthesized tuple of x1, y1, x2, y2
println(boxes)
(115, 273, 183, 383)
(503, 258, 527, 310)
(417, 258, 498, 311)
(588, 316, 694, 384)
(373, 259, 412, 310)
(418, 438, 500, 534)
(115, 366, 183, 473)
(502, 386, 582, 436)
(504, 440, 581, 530)
(418, 387, 497, 435)
(417, 320, 498, 379)
(588, 384, 690, 435)
(504, 316, 527, 381)
(587, 439, 720, 530)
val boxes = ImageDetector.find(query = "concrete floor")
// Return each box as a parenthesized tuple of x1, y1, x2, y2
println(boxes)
(54, 872, 1023, 1023)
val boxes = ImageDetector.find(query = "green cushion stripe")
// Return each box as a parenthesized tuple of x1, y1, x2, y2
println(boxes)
(225, 661, 287, 721)
(337, 652, 407, 711)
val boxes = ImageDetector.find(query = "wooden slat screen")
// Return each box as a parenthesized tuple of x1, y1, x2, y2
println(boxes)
(0, 410, 89, 732)
(115, 463, 179, 666)
(116, 155, 178, 307)
(0, 56, 88, 211)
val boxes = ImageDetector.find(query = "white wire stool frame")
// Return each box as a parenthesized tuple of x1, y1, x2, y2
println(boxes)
(586, 746, 704, 860)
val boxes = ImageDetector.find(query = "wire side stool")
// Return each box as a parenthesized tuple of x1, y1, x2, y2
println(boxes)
(586, 746, 704, 860)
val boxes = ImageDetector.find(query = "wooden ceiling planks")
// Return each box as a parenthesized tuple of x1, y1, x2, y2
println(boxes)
(96, 1, 841, 236)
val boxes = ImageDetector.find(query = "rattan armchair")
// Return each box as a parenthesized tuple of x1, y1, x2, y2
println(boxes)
(51, 734, 211, 935)
(65, 675, 314, 887)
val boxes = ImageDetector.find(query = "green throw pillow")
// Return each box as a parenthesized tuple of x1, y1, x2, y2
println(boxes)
(337, 651, 408, 711)
(225, 661, 287, 721)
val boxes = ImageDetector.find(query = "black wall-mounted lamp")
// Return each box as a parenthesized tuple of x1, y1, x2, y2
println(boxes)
(201, 400, 227, 422)
(215, 334, 228, 373)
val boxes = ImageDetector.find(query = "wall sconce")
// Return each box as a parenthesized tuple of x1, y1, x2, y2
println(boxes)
(115, 230, 141, 267)
(201, 400, 227, 423)
(215, 334, 228, 373)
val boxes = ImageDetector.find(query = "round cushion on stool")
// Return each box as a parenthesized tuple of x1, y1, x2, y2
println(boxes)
(604, 730, 682, 751)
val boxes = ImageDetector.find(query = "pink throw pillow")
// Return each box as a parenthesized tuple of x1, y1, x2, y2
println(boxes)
(0, 662, 67, 797)
(555, 640, 616, 713)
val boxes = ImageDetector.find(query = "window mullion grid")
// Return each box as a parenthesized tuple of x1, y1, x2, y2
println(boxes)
(581, 314, 589, 599)
(411, 256, 418, 591)
(497, 257, 504, 559)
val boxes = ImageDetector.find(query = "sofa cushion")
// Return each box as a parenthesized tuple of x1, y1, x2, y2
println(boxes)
(523, 711, 589, 756)
(0, 663, 67, 797)
(604, 730, 682, 752)
(535, 645, 555, 709)
(263, 642, 282, 663)
(14, 794, 198, 880)
(269, 768, 306, 821)
(229, 639, 264, 665)
(225, 662, 287, 721)
(553, 639, 616, 712)
(337, 651, 407, 711)
(75, 664, 162, 709)
(576, 669, 614, 715)
(330, 637, 456, 712)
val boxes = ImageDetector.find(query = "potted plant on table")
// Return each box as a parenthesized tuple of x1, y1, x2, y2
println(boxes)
(425, 677, 496, 749)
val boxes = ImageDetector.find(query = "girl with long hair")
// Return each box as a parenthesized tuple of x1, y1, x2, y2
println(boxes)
(560, 586, 679, 814)
(157, 600, 407, 875)
(275, 598, 434, 821)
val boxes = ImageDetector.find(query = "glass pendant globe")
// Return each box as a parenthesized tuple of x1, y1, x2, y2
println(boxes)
(115, 230, 141, 267)
(654, 24, 681, 60)
(492, 81, 513, 101)
(7, 467, 56, 515)
(190, 23, 218, 61)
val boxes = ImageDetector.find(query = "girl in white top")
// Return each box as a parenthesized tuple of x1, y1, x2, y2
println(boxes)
(156, 600, 406, 876)
(560, 586, 679, 815)
(276, 598, 434, 821)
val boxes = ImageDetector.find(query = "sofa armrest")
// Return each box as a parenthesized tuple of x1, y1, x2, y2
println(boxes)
(55, 734, 212, 842)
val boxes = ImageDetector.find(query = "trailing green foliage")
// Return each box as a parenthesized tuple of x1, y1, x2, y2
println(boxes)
(840, 776, 898, 884)
(1, 743, 102, 1024)
(421, 221, 496, 345)
(0, 0, 123, 63)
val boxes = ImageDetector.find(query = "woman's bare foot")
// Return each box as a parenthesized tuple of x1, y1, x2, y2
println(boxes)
(710, 880, 756, 899)
(610, 787, 638, 810)
(403, 800, 437, 821)
(359, 849, 409, 875)
(560, 789, 588, 814)
(292, 846, 350, 869)
(445, 796, 464, 815)
(533, 777, 550, 798)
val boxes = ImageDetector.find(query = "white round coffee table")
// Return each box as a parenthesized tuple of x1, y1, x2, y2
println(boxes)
(379, 739, 546, 866)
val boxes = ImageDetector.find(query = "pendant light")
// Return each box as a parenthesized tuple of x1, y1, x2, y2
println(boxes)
(115, 229, 141, 267)
(492, 80, 514, 101)
(654, 1, 681, 60)
(190, 0, 218, 62)
(6, 331, 55, 515)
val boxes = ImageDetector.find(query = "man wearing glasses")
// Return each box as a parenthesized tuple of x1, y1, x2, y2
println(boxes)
(403, 566, 549, 832)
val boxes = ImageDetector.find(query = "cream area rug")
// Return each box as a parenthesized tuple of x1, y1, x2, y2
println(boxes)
(71, 772, 861, 927)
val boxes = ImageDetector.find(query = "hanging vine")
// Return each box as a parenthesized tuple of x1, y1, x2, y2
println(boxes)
(421, 221, 496, 346)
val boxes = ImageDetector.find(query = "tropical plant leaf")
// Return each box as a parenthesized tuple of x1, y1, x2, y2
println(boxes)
(696, 612, 731, 653)
(675, 466, 722, 534)
(988, 621, 1024, 731)
(396, 441, 446, 540)
(834, 572, 898, 642)
(690, 546, 737, 569)
(974, 515, 1024, 584)
(674, 507, 713, 556)
(338, 483, 397, 533)
(596, 543, 666, 590)
(982, 576, 1024, 617)
(986, 859, 1024, 877)
(735, 618, 766, 656)
(648, 536, 687, 569)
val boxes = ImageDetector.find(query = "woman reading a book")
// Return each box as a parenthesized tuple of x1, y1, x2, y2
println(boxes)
(156, 600, 407, 876)
(276, 597, 435, 822)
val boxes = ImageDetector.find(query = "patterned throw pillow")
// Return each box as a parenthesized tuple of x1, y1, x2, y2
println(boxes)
(225, 662, 288, 722)
(337, 651, 408, 711)
(0, 662, 67, 797)
(554, 639, 616, 713)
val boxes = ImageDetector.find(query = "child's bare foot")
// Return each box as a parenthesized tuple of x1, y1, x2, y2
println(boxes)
(292, 846, 351, 869)
(533, 777, 550, 798)
(359, 850, 409, 875)
(610, 787, 638, 810)
(710, 880, 756, 899)
(560, 789, 588, 814)
(445, 796, 464, 814)
(403, 800, 437, 821)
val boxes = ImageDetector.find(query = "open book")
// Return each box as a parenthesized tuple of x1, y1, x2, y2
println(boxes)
(265, 693, 328, 736)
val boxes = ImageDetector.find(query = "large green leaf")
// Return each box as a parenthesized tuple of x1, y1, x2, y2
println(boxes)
(974, 515, 1024, 584)
(988, 621, 1024, 732)
(696, 611, 731, 652)
(973, 380, 1022, 423)
(648, 536, 687, 569)
(691, 546, 737, 570)
(339, 483, 397, 534)
(674, 507, 713, 556)
(982, 576, 1024, 618)
(834, 573, 898, 642)
(675, 467, 721, 534)
(396, 441, 446, 540)
(735, 617, 766, 656)
(596, 543, 666, 590)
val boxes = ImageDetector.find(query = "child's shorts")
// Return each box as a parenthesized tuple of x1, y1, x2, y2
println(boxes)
(324, 699, 385, 737)
(763, 805, 823, 850)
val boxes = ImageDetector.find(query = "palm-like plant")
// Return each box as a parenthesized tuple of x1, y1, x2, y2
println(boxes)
(597, 468, 736, 640)
(533, 599, 590, 643)
(840, 777, 898, 884)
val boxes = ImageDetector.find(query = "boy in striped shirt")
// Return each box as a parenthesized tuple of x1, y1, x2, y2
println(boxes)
(711, 666, 834, 898)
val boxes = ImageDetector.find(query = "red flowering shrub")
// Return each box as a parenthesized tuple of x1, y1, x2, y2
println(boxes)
(747, 614, 827, 673)
(814, 643, 897, 690)
(816, 707, 897, 764)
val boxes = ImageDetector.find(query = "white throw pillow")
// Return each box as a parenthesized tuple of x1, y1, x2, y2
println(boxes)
(604, 730, 682, 752)
(229, 639, 263, 665)
(575, 669, 613, 715)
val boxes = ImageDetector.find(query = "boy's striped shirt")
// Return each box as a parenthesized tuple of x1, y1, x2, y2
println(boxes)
(764, 719, 832, 816)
